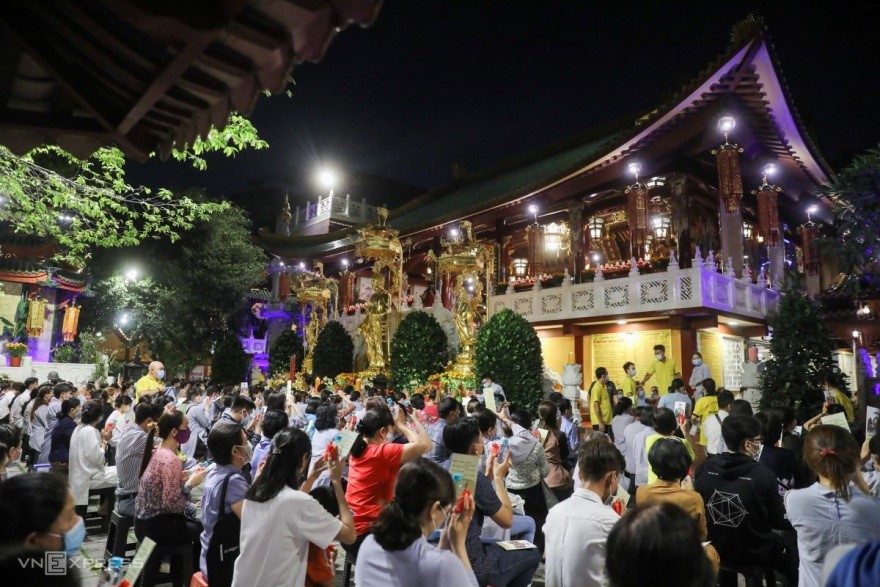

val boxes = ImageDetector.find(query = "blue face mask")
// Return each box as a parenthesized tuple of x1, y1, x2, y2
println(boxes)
(157, 369, 166, 380)
(52, 517, 86, 557)
(692, 359, 702, 366)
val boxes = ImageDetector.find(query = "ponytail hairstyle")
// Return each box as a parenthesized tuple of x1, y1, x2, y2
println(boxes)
(245, 428, 311, 503)
(371, 459, 455, 551)
(537, 400, 559, 431)
(350, 407, 393, 459)
(139, 409, 184, 478)
(29, 386, 53, 421)
(803, 425, 862, 501)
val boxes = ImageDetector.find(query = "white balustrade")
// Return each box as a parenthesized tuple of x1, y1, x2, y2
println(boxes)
(490, 265, 778, 322)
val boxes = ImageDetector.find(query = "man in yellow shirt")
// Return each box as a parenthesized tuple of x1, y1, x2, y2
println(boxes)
(691, 378, 719, 446)
(621, 362, 639, 401)
(590, 367, 613, 437)
(134, 361, 166, 402)
(641, 344, 680, 396)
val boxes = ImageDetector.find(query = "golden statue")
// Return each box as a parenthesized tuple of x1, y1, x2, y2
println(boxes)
(357, 275, 390, 373)
(302, 305, 323, 375)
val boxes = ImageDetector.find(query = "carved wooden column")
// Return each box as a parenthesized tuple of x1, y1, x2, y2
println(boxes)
(569, 200, 584, 283)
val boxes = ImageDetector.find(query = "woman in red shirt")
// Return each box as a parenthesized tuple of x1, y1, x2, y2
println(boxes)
(344, 405, 432, 558)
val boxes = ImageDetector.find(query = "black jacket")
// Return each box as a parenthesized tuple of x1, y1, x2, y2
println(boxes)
(758, 445, 799, 491)
(694, 452, 787, 566)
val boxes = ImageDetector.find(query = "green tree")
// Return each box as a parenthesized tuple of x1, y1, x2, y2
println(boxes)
(270, 329, 305, 378)
(825, 146, 880, 275)
(475, 309, 543, 413)
(79, 203, 266, 374)
(311, 321, 354, 379)
(390, 311, 448, 390)
(211, 331, 250, 386)
(760, 274, 840, 421)
(0, 114, 267, 266)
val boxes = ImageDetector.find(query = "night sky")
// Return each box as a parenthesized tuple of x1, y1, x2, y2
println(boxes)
(127, 1, 880, 220)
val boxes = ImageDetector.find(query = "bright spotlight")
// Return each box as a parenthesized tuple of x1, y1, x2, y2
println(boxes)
(317, 168, 337, 189)
(124, 268, 138, 281)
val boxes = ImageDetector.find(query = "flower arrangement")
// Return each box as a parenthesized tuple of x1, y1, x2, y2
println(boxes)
(335, 373, 357, 387)
(4, 342, 28, 358)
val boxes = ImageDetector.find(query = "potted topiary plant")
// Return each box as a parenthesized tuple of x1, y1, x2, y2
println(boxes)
(4, 341, 28, 367)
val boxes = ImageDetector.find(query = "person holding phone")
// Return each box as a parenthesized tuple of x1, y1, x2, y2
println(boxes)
(355, 459, 479, 586)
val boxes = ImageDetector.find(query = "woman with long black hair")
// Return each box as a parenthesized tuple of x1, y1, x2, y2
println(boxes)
(135, 409, 205, 570)
(356, 459, 478, 586)
(345, 405, 432, 557)
(231, 427, 356, 587)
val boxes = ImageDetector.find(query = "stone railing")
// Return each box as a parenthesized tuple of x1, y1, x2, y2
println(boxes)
(489, 263, 779, 323)
(0, 357, 96, 383)
(293, 193, 378, 227)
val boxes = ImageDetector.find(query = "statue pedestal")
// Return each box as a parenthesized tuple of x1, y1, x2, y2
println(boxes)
(561, 363, 583, 402)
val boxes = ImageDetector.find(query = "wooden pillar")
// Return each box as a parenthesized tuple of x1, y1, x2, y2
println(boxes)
(441, 273, 453, 309)
(719, 206, 744, 278)
(527, 224, 544, 277)
(495, 218, 507, 284)
(569, 201, 584, 282)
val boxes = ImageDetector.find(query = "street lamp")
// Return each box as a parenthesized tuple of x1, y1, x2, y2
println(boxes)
(124, 268, 139, 281)
(317, 168, 337, 190)
(528, 203, 539, 224)
(119, 313, 130, 326)
(806, 204, 818, 223)
(718, 115, 736, 141)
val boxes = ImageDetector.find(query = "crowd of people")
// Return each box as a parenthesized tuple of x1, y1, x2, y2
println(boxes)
(0, 357, 878, 587)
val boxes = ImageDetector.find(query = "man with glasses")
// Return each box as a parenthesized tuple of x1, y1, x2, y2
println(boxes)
(694, 415, 793, 583)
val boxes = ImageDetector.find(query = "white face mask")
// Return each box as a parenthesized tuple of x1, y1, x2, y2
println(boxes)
(655, 353, 664, 361)
(628, 369, 637, 377)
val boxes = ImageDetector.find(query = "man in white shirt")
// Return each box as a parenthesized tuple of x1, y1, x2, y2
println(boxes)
(543, 439, 626, 587)
(478, 375, 506, 403)
(11, 378, 38, 429)
(0, 381, 18, 422)
(703, 389, 734, 456)
(621, 407, 651, 488)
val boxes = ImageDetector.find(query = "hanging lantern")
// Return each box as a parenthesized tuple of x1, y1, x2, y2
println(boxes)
(712, 116, 744, 213)
(587, 216, 604, 249)
(742, 222, 754, 240)
(800, 222, 820, 276)
(543, 221, 570, 257)
(651, 216, 671, 239)
(26, 297, 46, 337)
(625, 162, 648, 241)
(755, 163, 781, 246)
(62, 304, 81, 342)
(526, 224, 544, 276)
(511, 258, 528, 277)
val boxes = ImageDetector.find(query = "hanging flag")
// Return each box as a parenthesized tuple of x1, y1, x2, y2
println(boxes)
(714, 144, 745, 213)
(800, 223, 820, 275)
(756, 186, 781, 245)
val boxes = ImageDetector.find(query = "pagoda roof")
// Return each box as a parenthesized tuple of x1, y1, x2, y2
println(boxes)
(0, 0, 382, 160)
(0, 258, 88, 292)
(255, 21, 834, 259)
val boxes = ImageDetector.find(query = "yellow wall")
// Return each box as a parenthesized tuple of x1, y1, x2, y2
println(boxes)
(540, 335, 575, 374)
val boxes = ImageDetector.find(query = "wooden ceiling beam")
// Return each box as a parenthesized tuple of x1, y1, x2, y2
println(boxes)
(54, 2, 155, 71)
(115, 0, 250, 135)
(0, 110, 106, 135)
(0, 6, 148, 159)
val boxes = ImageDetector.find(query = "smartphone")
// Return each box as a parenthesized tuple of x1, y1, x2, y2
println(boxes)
(240, 382, 249, 393)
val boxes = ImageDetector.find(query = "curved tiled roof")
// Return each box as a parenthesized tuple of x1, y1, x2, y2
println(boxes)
(254, 23, 832, 259)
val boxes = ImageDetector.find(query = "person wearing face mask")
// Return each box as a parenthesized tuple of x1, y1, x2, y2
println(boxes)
(0, 422, 24, 480)
(135, 410, 207, 572)
(231, 428, 356, 587)
(590, 367, 613, 437)
(115, 402, 164, 517)
(199, 422, 252, 586)
(641, 344, 680, 397)
(0, 472, 86, 569)
(356, 459, 478, 587)
(221, 395, 260, 446)
(48, 398, 80, 474)
(182, 387, 213, 459)
(543, 439, 626, 587)
(620, 362, 640, 403)
(688, 352, 712, 401)
(694, 415, 789, 577)
(134, 361, 167, 402)
(68, 400, 117, 515)
(479, 375, 506, 404)
(345, 406, 432, 559)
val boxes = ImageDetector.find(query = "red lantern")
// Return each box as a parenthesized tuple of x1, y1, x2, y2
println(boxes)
(714, 145, 744, 213)
(756, 186, 781, 245)
(800, 223, 820, 275)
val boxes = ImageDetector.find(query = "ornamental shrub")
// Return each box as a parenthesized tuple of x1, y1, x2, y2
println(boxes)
(211, 331, 250, 386)
(312, 321, 354, 379)
(269, 328, 304, 377)
(390, 311, 448, 391)
(475, 309, 543, 413)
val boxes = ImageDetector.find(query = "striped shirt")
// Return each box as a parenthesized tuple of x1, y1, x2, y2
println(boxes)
(116, 424, 148, 496)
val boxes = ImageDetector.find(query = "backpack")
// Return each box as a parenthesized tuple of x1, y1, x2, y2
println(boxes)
(206, 473, 243, 587)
